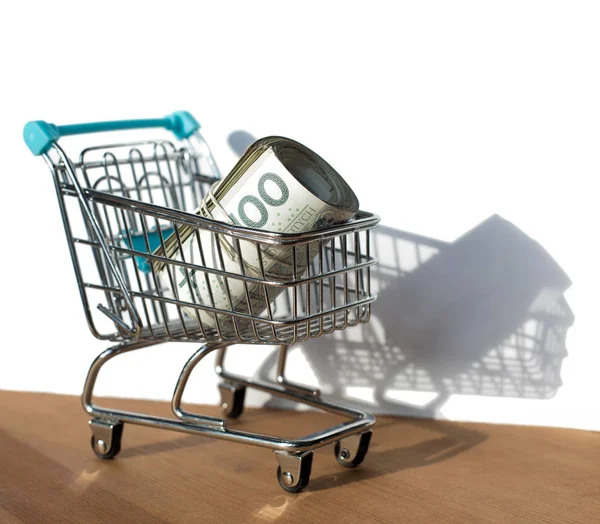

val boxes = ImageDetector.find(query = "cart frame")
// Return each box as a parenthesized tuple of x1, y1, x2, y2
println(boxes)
(24, 111, 379, 492)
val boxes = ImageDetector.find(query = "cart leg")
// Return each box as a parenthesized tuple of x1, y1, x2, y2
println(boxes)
(275, 345, 320, 397)
(171, 343, 228, 427)
(170, 343, 248, 420)
(82, 339, 158, 460)
(82, 339, 158, 418)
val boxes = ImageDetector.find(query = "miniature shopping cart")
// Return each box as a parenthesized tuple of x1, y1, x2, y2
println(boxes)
(23, 111, 379, 492)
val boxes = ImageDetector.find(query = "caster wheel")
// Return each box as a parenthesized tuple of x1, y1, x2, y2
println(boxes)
(90, 421, 123, 460)
(219, 383, 246, 419)
(335, 430, 372, 468)
(276, 452, 313, 493)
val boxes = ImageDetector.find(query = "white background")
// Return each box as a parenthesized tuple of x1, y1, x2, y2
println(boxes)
(0, 1, 598, 430)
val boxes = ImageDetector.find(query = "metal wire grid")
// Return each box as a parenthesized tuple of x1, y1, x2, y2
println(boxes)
(48, 139, 379, 345)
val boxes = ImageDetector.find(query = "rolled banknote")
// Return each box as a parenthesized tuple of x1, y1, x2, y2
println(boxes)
(154, 136, 359, 336)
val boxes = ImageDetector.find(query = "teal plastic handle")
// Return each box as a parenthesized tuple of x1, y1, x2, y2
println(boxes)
(23, 111, 200, 156)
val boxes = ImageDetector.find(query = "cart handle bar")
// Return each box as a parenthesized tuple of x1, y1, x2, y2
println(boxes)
(23, 111, 200, 156)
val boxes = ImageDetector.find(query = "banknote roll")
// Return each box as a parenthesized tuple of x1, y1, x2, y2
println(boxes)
(210, 136, 359, 230)
(154, 137, 359, 335)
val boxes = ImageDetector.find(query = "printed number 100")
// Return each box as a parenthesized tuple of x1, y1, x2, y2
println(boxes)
(229, 173, 290, 229)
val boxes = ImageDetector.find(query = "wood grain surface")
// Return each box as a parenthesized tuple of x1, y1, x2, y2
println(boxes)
(0, 391, 597, 523)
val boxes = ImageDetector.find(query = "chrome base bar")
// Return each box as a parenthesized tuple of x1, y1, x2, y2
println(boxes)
(83, 341, 375, 480)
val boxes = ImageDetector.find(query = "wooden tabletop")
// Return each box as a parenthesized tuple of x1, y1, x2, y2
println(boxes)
(0, 391, 597, 523)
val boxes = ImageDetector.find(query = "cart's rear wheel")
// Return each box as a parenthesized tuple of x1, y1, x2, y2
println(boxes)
(219, 383, 246, 419)
(276, 452, 313, 493)
(90, 420, 123, 460)
(334, 430, 372, 468)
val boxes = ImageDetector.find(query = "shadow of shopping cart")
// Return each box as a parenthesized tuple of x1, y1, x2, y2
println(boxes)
(257, 215, 574, 418)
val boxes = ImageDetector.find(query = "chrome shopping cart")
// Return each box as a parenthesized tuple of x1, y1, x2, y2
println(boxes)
(23, 111, 379, 492)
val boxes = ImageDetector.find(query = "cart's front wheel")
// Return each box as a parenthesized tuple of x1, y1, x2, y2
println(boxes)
(89, 420, 123, 460)
(334, 430, 372, 468)
(276, 451, 313, 493)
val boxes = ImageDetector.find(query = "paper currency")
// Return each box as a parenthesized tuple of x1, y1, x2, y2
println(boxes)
(154, 136, 359, 335)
